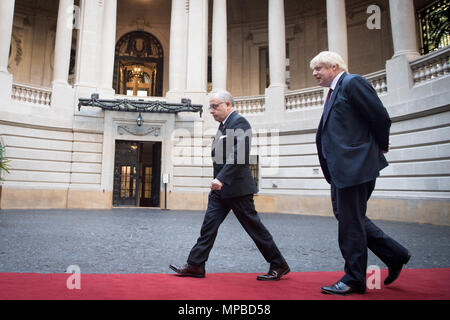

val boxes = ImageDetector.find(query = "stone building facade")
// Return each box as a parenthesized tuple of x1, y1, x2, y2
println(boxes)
(0, 0, 449, 225)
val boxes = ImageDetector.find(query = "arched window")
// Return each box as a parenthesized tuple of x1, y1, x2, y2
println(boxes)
(113, 31, 164, 96)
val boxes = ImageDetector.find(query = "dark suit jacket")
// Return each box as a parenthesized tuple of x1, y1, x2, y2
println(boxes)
(316, 73, 391, 188)
(211, 111, 258, 198)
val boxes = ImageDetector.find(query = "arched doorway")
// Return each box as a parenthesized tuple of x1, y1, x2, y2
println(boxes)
(113, 31, 164, 97)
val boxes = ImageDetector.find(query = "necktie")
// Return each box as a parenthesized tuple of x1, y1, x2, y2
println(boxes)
(212, 123, 225, 163)
(321, 88, 333, 158)
(322, 88, 333, 128)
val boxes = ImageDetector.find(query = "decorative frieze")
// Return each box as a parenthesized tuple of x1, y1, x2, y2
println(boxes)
(117, 125, 161, 137)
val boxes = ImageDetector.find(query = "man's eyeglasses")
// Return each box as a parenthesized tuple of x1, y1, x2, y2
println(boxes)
(209, 102, 225, 110)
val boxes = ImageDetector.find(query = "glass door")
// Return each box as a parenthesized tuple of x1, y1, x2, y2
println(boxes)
(113, 141, 140, 206)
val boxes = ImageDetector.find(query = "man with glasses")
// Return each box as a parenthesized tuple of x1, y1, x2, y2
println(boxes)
(170, 90, 290, 281)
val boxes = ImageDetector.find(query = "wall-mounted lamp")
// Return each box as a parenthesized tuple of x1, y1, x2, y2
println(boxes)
(136, 112, 143, 126)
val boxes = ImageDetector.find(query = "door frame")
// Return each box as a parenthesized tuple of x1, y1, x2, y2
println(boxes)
(112, 140, 162, 207)
(100, 111, 175, 209)
(112, 140, 140, 206)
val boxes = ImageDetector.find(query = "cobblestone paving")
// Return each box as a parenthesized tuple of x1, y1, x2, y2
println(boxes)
(0, 209, 449, 274)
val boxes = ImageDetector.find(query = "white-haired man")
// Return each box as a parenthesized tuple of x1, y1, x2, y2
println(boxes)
(310, 51, 411, 295)
(170, 90, 290, 281)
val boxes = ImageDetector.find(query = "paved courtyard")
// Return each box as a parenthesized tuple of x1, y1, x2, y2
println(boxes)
(0, 208, 449, 274)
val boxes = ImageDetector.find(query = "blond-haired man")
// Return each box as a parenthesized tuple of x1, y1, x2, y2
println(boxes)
(310, 51, 411, 295)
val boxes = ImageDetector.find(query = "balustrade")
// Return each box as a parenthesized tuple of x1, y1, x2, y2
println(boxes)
(11, 83, 52, 106)
(411, 46, 450, 85)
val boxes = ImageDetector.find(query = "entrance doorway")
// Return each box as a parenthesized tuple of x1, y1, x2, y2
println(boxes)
(112, 140, 162, 207)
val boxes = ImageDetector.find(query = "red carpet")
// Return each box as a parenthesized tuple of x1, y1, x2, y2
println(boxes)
(0, 268, 448, 300)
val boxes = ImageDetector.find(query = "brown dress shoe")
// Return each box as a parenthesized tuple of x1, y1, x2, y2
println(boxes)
(256, 264, 290, 281)
(169, 263, 206, 278)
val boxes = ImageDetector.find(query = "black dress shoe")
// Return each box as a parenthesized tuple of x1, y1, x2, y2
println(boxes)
(321, 281, 366, 296)
(256, 264, 290, 281)
(384, 252, 411, 285)
(169, 263, 205, 278)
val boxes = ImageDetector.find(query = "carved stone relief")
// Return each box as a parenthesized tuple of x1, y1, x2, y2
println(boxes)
(8, 30, 23, 72)
(117, 125, 161, 137)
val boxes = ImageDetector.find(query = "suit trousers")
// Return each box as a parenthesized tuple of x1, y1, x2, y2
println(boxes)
(331, 180, 409, 289)
(188, 191, 286, 269)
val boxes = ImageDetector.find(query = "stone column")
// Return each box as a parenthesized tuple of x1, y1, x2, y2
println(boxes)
(74, 0, 103, 97)
(99, 0, 117, 97)
(265, 0, 286, 120)
(0, 0, 15, 74)
(51, 0, 76, 110)
(167, 0, 187, 98)
(185, 0, 208, 98)
(389, 0, 420, 60)
(0, 0, 15, 107)
(326, 0, 348, 66)
(211, 0, 227, 92)
(268, 0, 286, 88)
(52, 0, 74, 86)
(385, 0, 420, 103)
